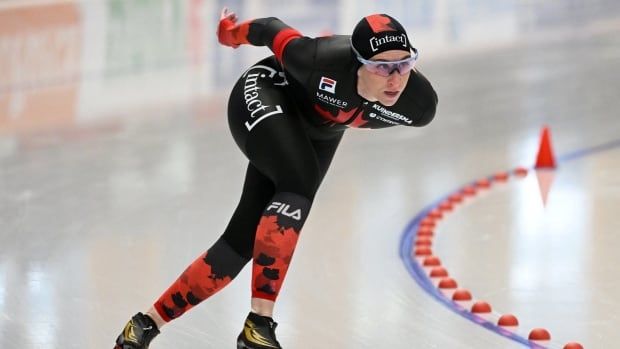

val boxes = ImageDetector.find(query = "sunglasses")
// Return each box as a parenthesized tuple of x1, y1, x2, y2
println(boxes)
(351, 42, 419, 77)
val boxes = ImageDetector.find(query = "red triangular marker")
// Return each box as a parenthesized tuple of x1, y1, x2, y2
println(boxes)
(535, 126, 557, 169)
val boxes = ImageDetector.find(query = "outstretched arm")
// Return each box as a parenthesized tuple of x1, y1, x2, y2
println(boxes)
(216, 8, 303, 63)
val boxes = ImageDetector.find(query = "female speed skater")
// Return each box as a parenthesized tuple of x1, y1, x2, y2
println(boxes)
(114, 8, 437, 349)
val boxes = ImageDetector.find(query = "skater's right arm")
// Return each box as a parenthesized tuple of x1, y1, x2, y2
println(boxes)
(216, 8, 316, 70)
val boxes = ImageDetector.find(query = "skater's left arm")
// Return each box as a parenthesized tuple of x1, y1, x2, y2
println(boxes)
(396, 69, 439, 127)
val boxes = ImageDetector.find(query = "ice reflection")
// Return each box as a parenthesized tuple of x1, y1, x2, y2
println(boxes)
(26, 264, 57, 348)
(0, 262, 5, 312)
(511, 170, 588, 298)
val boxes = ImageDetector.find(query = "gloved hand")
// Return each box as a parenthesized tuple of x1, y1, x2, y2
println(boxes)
(217, 7, 248, 48)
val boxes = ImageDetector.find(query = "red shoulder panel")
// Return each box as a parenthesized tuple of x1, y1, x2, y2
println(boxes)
(272, 28, 302, 63)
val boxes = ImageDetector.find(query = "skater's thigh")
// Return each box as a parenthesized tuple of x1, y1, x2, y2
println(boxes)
(228, 58, 321, 197)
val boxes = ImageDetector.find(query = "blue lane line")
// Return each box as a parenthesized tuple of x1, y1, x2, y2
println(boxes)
(399, 196, 544, 348)
(399, 138, 620, 348)
(558, 138, 620, 163)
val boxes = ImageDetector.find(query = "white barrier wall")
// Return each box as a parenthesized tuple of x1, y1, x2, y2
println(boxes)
(1, 0, 620, 133)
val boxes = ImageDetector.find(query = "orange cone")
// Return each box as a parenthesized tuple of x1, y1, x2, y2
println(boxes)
(535, 126, 557, 169)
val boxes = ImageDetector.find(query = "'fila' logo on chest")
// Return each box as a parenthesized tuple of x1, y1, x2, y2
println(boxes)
(319, 76, 337, 94)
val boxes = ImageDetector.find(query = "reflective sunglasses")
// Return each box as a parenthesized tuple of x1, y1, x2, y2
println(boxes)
(351, 42, 419, 77)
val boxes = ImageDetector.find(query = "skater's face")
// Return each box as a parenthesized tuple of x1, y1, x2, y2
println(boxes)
(356, 50, 414, 106)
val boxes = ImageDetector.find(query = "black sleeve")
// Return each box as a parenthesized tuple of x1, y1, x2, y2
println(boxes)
(241, 18, 313, 70)
(245, 17, 294, 47)
(402, 69, 438, 127)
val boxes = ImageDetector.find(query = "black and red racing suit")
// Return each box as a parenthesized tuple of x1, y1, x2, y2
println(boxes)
(232, 17, 437, 134)
(153, 16, 438, 322)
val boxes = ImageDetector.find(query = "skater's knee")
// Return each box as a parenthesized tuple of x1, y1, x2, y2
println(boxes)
(275, 168, 321, 200)
(220, 233, 254, 260)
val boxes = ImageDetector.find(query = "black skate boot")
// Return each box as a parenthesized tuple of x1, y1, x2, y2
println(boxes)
(237, 312, 282, 349)
(114, 312, 160, 349)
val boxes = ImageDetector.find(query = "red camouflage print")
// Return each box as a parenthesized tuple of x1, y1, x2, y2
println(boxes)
(252, 215, 300, 300)
(314, 104, 359, 124)
(154, 252, 234, 322)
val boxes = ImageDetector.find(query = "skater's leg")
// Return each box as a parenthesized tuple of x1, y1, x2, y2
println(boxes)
(241, 125, 343, 310)
(150, 164, 274, 325)
(114, 164, 275, 348)
(248, 133, 343, 317)
(235, 126, 342, 348)
(227, 57, 343, 348)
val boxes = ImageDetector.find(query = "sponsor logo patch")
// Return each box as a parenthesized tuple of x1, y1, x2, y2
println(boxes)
(370, 33, 408, 52)
(319, 76, 337, 94)
(241, 65, 287, 131)
(316, 92, 348, 108)
(371, 103, 412, 124)
(267, 202, 302, 220)
(368, 112, 398, 125)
